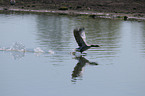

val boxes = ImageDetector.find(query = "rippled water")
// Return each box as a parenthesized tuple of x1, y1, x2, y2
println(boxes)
(0, 12, 145, 96)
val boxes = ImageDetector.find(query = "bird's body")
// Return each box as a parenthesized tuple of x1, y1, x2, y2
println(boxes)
(73, 28, 99, 53)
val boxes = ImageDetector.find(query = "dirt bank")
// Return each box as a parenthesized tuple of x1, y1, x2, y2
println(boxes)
(0, 0, 145, 21)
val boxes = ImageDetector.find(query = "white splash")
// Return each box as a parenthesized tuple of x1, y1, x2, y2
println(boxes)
(72, 51, 82, 57)
(11, 42, 25, 52)
(71, 49, 87, 57)
(0, 42, 25, 52)
(34, 47, 44, 53)
(0, 42, 55, 59)
(48, 50, 55, 54)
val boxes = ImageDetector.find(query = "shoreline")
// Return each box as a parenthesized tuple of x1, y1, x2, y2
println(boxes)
(0, 7, 145, 21)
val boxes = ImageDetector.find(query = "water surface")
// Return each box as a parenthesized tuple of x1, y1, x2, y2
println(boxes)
(0, 13, 145, 96)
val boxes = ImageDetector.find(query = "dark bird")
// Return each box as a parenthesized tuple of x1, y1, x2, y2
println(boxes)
(73, 28, 99, 53)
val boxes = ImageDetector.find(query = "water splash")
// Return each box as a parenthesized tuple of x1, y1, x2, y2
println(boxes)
(34, 47, 44, 53)
(11, 42, 25, 52)
(0, 43, 54, 54)
(0, 42, 25, 52)
(71, 49, 87, 57)
(48, 50, 55, 54)
(0, 42, 55, 59)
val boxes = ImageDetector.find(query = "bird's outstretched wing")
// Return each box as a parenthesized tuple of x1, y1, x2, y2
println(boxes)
(73, 28, 87, 47)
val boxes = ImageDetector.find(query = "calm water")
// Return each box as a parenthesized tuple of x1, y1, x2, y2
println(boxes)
(0, 13, 145, 96)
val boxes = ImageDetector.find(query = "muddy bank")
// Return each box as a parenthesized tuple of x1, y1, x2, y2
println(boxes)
(0, 6, 145, 21)
(0, 0, 145, 21)
(1, 0, 145, 13)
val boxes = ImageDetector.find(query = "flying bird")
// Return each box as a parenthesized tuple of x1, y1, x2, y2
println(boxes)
(73, 28, 100, 53)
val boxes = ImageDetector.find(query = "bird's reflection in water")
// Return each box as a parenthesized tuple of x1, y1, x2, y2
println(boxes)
(71, 56, 98, 83)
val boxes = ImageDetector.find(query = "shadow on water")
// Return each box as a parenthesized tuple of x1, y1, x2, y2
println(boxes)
(71, 56, 98, 83)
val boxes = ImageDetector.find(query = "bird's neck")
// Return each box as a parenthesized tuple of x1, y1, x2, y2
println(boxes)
(90, 45, 99, 47)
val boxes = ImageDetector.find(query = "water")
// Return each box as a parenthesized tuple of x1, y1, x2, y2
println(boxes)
(0, 12, 145, 96)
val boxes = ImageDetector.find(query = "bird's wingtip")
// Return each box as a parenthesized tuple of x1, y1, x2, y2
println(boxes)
(74, 27, 85, 31)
